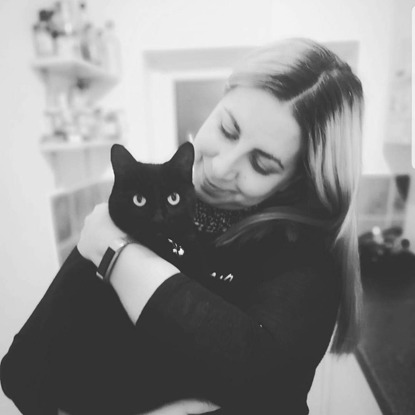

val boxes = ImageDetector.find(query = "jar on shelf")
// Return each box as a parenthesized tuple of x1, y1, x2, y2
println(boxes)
(102, 110, 121, 140)
(44, 109, 66, 141)
(55, 31, 81, 59)
(75, 108, 95, 140)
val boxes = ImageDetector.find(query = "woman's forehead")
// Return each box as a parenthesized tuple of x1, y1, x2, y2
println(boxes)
(219, 87, 302, 161)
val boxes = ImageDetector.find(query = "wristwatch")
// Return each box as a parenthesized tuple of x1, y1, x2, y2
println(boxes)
(96, 237, 132, 283)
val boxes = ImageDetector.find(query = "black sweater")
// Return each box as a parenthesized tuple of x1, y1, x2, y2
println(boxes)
(1, 225, 341, 415)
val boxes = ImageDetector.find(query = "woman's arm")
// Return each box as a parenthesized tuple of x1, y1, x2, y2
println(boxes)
(77, 203, 180, 322)
(105, 243, 179, 323)
(78, 205, 340, 414)
(0, 247, 98, 415)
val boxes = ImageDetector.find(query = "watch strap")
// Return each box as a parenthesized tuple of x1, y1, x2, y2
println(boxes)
(96, 237, 132, 283)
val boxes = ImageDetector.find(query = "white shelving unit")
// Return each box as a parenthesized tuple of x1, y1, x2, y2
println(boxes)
(40, 138, 119, 153)
(33, 57, 118, 82)
(35, 54, 122, 263)
(33, 56, 119, 100)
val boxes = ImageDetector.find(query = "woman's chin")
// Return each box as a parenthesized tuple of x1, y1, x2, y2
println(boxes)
(196, 193, 245, 210)
(196, 189, 219, 206)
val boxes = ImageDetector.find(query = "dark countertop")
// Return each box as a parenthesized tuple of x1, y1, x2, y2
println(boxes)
(355, 262, 415, 415)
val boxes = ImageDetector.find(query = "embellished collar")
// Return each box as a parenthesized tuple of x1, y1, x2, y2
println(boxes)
(193, 198, 258, 234)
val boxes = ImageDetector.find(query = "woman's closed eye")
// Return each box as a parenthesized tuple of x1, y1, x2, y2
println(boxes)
(220, 123, 238, 141)
(219, 121, 278, 176)
(250, 154, 274, 176)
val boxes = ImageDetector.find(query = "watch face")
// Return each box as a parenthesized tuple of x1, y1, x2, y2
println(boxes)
(97, 238, 131, 281)
(110, 237, 130, 251)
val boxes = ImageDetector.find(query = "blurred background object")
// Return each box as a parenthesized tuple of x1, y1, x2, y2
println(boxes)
(31, 0, 125, 262)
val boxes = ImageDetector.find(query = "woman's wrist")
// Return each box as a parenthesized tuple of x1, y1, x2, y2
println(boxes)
(96, 237, 133, 282)
(77, 203, 127, 266)
(109, 243, 180, 323)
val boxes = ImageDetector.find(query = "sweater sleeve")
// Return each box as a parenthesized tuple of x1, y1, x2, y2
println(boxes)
(0, 248, 105, 415)
(135, 250, 341, 414)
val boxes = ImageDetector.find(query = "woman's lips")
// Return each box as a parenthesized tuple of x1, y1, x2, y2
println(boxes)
(205, 177, 222, 190)
(202, 177, 237, 197)
(201, 178, 221, 196)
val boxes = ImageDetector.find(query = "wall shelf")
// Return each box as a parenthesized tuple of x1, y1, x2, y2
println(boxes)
(31, 2, 123, 265)
(33, 56, 122, 266)
(32, 57, 118, 85)
(33, 57, 120, 101)
(51, 175, 113, 199)
(40, 139, 122, 153)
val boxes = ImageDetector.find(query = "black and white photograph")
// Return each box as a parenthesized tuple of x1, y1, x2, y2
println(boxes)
(0, 0, 413, 414)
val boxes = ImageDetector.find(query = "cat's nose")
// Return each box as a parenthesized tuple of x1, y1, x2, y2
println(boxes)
(153, 211, 164, 225)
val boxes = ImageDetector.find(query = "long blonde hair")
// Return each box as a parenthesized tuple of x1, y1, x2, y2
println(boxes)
(216, 38, 364, 355)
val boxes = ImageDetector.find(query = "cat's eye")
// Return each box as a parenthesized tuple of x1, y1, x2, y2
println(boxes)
(133, 194, 146, 207)
(167, 193, 180, 206)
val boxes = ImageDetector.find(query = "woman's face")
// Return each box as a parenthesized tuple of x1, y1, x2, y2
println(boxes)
(193, 87, 303, 210)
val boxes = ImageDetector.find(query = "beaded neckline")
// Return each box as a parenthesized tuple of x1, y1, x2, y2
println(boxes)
(193, 198, 258, 234)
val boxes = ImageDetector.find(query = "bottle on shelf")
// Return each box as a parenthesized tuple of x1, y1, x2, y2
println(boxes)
(95, 29, 105, 66)
(80, 23, 93, 62)
(102, 21, 121, 76)
(32, 9, 55, 57)
(52, 0, 81, 59)
(69, 79, 90, 111)
(34, 0, 123, 147)
(78, 1, 95, 63)
(88, 26, 103, 66)
(78, 1, 90, 32)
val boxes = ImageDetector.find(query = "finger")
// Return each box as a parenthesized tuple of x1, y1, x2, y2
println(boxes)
(183, 400, 220, 414)
(138, 400, 220, 415)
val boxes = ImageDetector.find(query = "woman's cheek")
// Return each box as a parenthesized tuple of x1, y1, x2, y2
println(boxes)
(242, 177, 281, 202)
(193, 132, 211, 158)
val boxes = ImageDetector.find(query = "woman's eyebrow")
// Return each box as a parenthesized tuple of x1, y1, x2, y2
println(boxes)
(224, 107, 284, 171)
(223, 108, 241, 135)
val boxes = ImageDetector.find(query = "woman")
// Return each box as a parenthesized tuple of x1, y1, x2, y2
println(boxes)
(2, 37, 363, 415)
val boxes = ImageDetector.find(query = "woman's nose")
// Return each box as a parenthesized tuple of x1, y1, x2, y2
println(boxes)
(210, 150, 239, 182)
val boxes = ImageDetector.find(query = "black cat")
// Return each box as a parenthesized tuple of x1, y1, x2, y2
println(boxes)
(0, 142, 211, 415)
(108, 142, 204, 276)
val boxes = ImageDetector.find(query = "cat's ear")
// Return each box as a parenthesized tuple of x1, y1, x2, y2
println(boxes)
(169, 142, 195, 180)
(111, 144, 139, 180)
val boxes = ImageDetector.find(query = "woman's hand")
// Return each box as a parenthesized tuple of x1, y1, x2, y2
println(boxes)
(58, 399, 220, 415)
(140, 399, 220, 415)
(77, 203, 127, 267)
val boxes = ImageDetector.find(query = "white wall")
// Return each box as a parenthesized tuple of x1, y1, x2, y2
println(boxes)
(0, 0, 409, 414)
(269, 0, 395, 174)
(0, 1, 59, 413)
(86, 0, 405, 174)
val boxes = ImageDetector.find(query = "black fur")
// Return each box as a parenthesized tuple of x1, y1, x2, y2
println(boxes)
(108, 142, 202, 273)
